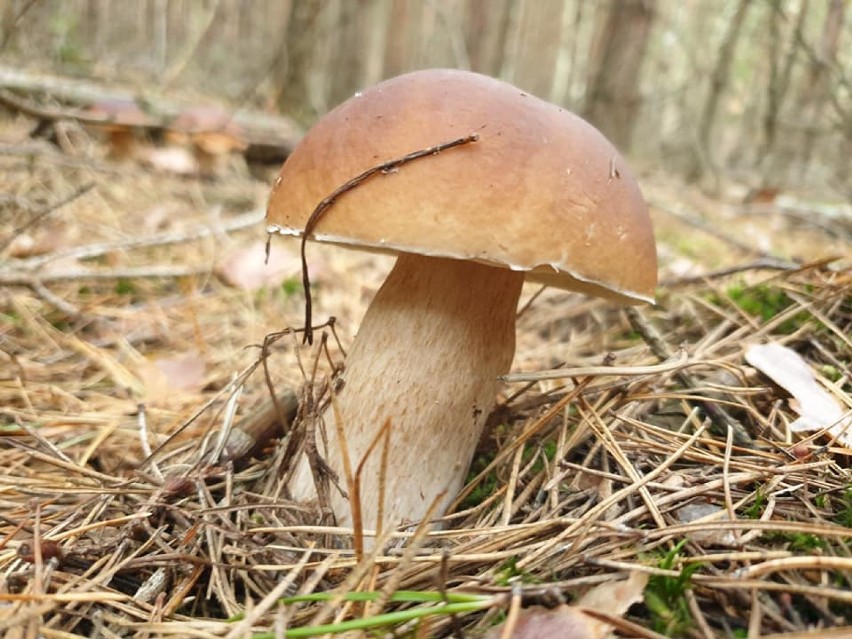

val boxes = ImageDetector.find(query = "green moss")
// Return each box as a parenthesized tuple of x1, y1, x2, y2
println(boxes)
(0, 311, 20, 326)
(493, 556, 539, 586)
(707, 282, 811, 334)
(281, 277, 301, 298)
(459, 452, 499, 511)
(833, 488, 852, 528)
(762, 531, 828, 552)
(743, 487, 767, 519)
(525, 440, 557, 475)
(819, 365, 842, 383)
(727, 283, 789, 319)
(115, 278, 136, 296)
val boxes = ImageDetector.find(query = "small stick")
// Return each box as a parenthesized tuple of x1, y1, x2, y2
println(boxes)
(438, 549, 467, 639)
(7, 208, 264, 272)
(501, 350, 689, 382)
(27, 279, 81, 317)
(659, 257, 804, 288)
(295, 133, 480, 344)
(137, 403, 163, 480)
(208, 384, 244, 464)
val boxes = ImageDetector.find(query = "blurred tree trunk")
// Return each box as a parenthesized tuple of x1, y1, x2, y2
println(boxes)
(498, 0, 525, 82)
(686, 0, 753, 183)
(327, 0, 366, 107)
(513, 0, 564, 97)
(152, 0, 168, 73)
(273, 0, 324, 125)
(795, 0, 847, 181)
(549, 0, 585, 106)
(363, 0, 392, 86)
(464, 0, 514, 77)
(755, 0, 808, 174)
(582, 0, 656, 151)
(83, 0, 107, 60)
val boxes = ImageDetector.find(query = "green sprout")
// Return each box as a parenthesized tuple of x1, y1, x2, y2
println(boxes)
(230, 590, 494, 638)
(644, 539, 702, 636)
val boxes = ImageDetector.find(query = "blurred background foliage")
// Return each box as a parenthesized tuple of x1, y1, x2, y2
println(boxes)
(1, 0, 849, 196)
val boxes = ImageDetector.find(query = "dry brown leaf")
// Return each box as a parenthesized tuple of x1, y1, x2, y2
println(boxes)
(5, 226, 67, 257)
(136, 351, 206, 405)
(215, 239, 304, 291)
(155, 353, 206, 391)
(485, 572, 648, 639)
(576, 570, 648, 614)
(484, 606, 600, 639)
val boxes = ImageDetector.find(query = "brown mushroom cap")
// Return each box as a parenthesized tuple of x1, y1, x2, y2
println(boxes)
(267, 68, 656, 304)
(86, 99, 152, 128)
(170, 106, 246, 153)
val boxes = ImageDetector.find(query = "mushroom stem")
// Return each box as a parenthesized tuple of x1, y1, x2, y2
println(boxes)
(289, 253, 524, 537)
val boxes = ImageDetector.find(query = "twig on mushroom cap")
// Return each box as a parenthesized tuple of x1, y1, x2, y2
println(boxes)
(287, 133, 480, 345)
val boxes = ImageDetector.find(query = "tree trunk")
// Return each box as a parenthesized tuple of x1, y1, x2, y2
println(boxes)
(754, 0, 808, 173)
(794, 0, 847, 184)
(274, 0, 325, 126)
(549, 0, 585, 106)
(686, 0, 753, 182)
(464, 0, 514, 78)
(582, 0, 656, 151)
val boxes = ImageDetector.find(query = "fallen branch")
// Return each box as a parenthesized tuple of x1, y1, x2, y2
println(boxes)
(0, 66, 302, 160)
(501, 350, 689, 382)
(0, 208, 266, 315)
(3, 208, 264, 273)
(0, 264, 217, 286)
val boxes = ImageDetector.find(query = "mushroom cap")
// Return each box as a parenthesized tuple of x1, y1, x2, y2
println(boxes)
(169, 106, 247, 153)
(87, 99, 152, 128)
(266, 69, 657, 303)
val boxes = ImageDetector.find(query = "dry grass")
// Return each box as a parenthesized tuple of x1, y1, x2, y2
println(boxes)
(1, 121, 850, 638)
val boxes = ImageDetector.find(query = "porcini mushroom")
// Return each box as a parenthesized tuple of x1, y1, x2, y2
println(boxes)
(86, 99, 153, 161)
(266, 69, 656, 538)
(168, 106, 247, 177)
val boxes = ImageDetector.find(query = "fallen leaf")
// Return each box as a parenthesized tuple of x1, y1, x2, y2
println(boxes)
(577, 570, 648, 614)
(484, 606, 599, 639)
(155, 354, 206, 391)
(485, 572, 647, 639)
(216, 240, 304, 291)
(136, 351, 207, 405)
(5, 226, 67, 258)
(745, 342, 851, 448)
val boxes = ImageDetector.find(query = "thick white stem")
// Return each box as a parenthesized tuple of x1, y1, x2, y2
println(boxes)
(289, 254, 524, 537)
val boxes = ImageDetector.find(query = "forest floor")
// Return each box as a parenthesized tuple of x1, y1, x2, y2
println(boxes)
(0, 115, 850, 638)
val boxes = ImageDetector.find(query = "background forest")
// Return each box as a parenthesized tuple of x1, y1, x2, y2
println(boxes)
(2, 0, 850, 196)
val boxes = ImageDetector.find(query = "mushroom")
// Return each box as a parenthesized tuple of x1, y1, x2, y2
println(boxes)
(266, 69, 656, 539)
(86, 99, 153, 161)
(168, 106, 247, 177)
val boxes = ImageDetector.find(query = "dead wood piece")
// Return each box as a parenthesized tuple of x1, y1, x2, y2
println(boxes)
(0, 67, 302, 162)
(215, 387, 299, 465)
